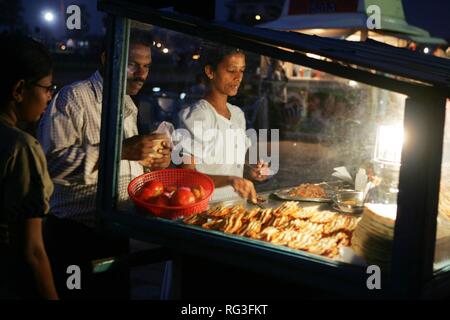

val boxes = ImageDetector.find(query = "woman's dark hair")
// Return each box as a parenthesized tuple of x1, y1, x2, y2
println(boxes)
(200, 43, 245, 71)
(0, 35, 53, 105)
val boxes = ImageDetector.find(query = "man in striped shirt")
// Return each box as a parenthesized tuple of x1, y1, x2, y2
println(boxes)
(37, 30, 170, 299)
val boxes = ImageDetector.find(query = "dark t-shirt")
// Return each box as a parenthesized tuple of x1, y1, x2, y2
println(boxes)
(0, 114, 53, 298)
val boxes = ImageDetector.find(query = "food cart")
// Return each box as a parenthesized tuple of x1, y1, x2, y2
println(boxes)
(96, 0, 450, 298)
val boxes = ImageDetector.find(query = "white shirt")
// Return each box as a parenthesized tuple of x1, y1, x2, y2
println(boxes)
(179, 99, 251, 202)
(37, 71, 143, 226)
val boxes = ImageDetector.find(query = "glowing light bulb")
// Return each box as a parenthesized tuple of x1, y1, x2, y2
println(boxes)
(43, 11, 54, 22)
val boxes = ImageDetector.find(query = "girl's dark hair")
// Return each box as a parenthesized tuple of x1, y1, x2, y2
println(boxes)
(0, 35, 53, 105)
(201, 43, 245, 71)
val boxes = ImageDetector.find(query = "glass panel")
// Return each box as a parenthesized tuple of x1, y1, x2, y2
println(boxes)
(116, 23, 157, 213)
(435, 99, 450, 271)
(118, 19, 407, 269)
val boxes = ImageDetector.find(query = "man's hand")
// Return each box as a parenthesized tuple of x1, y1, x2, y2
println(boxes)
(139, 140, 172, 170)
(247, 160, 271, 182)
(122, 133, 169, 161)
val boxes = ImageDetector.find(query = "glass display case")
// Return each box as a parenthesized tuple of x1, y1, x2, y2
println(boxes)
(436, 100, 450, 271)
(96, 0, 450, 298)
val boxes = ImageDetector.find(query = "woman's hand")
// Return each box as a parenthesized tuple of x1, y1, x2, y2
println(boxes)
(247, 160, 271, 182)
(229, 176, 257, 203)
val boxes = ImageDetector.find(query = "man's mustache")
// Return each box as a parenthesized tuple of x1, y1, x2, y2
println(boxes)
(129, 78, 145, 83)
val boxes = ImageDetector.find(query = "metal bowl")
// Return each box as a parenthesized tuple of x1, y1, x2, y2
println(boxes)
(333, 190, 364, 214)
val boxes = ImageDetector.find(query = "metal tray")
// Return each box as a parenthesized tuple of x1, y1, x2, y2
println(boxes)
(209, 190, 284, 210)
(273, 181, 353, 203)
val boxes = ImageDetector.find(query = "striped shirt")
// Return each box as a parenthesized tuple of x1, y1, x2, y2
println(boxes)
(37, 71, 143, 226)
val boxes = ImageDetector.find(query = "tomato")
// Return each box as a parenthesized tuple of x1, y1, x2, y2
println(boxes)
(165, 185, 178, 194)
(171, 188, 196, 206)
(152, 194, 171, 206)
(191, 185, 206, 202)
(142, 180, 164, 198)
(139, 188, 158, 202)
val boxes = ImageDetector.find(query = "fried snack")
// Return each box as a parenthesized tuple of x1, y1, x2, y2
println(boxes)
(259, 208, 273, 225)
(289, 183, 327, 198)
(307, 237, 338, 256)
(332, 232, 351, 247)
(270, 230, 294, 245)
(309, 211, 338, 224)
(287, 232, 320, 251)
(206, 206, 232, 218)
(183, 214, 208, 226)
(184, 201, 361, 260)
(293, 221, 324, 235)
(259, 227, 280, 242)
(272, 216, 290, 228)
(224, 212, 245, 234)
(290, 208, 313, 219)
(272, 201, 300, 217)
(245, 208, 261, 221)
(243, 220, 263, 239)
(202, 219, 226, 230)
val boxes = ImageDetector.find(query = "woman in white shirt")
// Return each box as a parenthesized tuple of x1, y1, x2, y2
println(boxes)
(179, 46, 269, 203)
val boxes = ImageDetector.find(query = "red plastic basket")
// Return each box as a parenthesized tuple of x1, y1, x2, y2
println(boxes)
(128, 169, 214, 220)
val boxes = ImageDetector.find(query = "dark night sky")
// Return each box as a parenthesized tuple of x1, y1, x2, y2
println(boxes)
(402, 0, 450, 40)
(19, 0, 450, 40)
(21, 0, 105, 37)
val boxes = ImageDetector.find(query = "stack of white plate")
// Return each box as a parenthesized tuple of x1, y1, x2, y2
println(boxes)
(351, 203, 397, 270)
(438, 169, 450, 226)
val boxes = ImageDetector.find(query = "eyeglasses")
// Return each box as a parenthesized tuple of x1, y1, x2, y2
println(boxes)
(32, 83, 58, 95)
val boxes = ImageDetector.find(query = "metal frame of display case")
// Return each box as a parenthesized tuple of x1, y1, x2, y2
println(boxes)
(96, 0, 450, 298)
